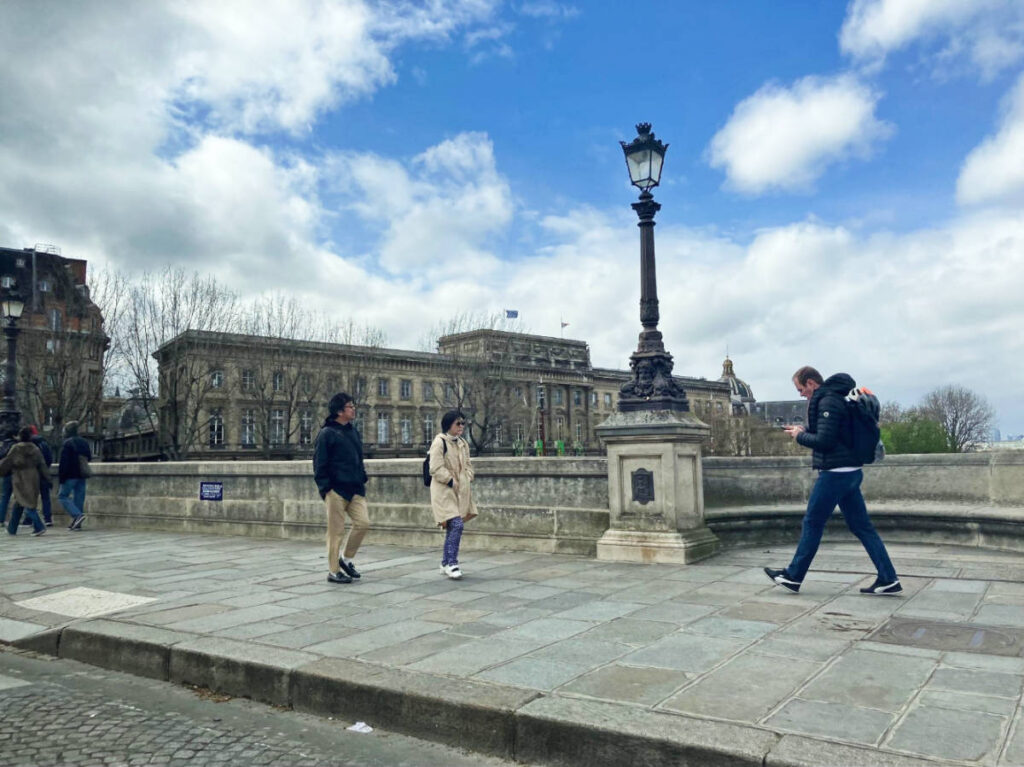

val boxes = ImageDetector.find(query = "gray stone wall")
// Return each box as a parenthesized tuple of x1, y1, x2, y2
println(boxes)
(77, 452, 1024, 556)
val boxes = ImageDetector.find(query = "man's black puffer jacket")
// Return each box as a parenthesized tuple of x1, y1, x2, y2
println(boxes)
(796, 373, 861, 470)
(313, 419, 368, 500)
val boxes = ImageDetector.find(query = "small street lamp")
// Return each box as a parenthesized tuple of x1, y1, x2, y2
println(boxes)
(0, 289, 25, 440)
(617, 123, 690, 412)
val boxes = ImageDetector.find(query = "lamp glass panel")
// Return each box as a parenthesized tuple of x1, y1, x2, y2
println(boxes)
(8, 299, 23, 318)
(649, 151, 665, 186)
(626, 149, 652, 186)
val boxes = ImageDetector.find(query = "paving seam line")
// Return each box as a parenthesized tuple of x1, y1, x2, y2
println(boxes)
(7, 623, 948, 767)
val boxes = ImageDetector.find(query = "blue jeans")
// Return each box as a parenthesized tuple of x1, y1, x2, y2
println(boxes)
(442, 516, 464, 566)
(59, 478, 87, 520)
(787, 470, 897, 583)
(0, 475, 10, 526)
(7, 504, 44, 535)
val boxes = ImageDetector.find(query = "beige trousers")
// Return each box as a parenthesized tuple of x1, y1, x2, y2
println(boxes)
(325, 490, 370, 573)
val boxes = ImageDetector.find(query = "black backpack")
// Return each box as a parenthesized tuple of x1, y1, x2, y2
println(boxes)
(422, 438, 447, 487)
(845, 386, 884, 464)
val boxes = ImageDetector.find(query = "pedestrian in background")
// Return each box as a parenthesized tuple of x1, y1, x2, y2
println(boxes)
(29, 425, 54, 526)
(58, 420, 91, 531)
(1, 426, 50, 536)
(0, 434, 14, 528)
(428, 410, 477, 580)
(313, 392, 371, 584)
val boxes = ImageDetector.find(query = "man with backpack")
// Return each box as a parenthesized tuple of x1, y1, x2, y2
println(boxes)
(764, 366, 901, 595)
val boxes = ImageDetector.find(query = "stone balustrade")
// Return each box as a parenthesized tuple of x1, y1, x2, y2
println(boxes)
(73, 451, 1024, 555)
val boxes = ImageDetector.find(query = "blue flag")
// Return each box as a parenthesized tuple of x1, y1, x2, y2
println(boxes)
(505, 309, 519, 318)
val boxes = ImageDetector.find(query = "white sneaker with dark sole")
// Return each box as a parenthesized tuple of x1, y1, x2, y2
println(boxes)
(441, 564, 463, 580)
(764, 567, 801, 593)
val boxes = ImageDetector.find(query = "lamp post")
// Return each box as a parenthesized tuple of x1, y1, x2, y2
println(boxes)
(617, 123, 690, 413)
(0, 290, 25, 440)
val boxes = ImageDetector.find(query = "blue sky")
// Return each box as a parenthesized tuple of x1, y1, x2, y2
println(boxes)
(2, 1, 1023, 433)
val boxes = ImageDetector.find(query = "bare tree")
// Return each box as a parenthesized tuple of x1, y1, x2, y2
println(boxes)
(880, 400, 906, 426)
(120, 267, 241, 459)
(920, 385, 996, 452)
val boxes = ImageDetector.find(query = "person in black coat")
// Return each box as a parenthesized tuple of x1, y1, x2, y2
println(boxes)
(764, 366, 900, 595)
(29, 425, 54, 526)
(58, 420, 91, 530)
(313, 392, 370, 584)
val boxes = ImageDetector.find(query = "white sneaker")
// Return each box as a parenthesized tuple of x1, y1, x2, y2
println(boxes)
(442, 564, 463, 580)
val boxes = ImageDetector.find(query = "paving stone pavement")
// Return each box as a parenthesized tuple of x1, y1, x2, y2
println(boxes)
(0, 647, 521, 767)
(4, 528, 1024, 765)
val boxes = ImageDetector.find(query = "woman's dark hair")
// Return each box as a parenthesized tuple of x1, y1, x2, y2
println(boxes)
(18, 426, 33, 442)
(441, 410, 465, 433)
(327, 392, 354, 418)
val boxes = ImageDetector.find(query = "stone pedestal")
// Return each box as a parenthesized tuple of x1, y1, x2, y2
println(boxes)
(595, 409, 719, 564)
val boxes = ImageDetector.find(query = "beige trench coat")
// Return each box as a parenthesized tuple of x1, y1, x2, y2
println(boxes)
(428, 433, 478, 526)
(0, 441, 49, 509)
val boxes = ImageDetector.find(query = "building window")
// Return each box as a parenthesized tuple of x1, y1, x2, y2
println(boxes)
(553, 389, 563, 406)
(272, 371, 284, 392)
(241, 369, 254, 391)
(270, 409, 286, 445)
(514, 385, 524, 403)
(301, 374, 312, 395)
(576, 422, 584, 442)
(423, 381, 434, 401)
(556, 416, 565, 440)
(376, 412, 390, 444)
(422, 412, 435, 443)
(604, 393, 612, 408)
(354, 377, 366, 397)
(241, 409, 256, 446)
(15, 258, 24, 268)
(46, 371, 57, 390)
(44, 407, 56, 428)
(400, 379, 412, 400)
(716, 401, 724, 413)
(537, 385, 546, 409)
(444, 384, 455, 403)
(38, 280, 50, 293)
(299, 409, 313, 446)
(590, 392, 598, 406)
(45, 339, 61, 354)
(326, 375, 339, 394)
(400, 415, 412, 445)
(210, 370, 224, 389)
(515, 423, 524, 443)
(377, 378, 389, 397)
(574, 389, 582, 407)
(1, 276, 13, 289)
(494, 423, 503, 446)
(208, 409, 224, 447)
(49, 309, 62, 332)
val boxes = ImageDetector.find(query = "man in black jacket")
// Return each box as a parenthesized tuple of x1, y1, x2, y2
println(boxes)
(313, 392, 370, 584)
(765, 366, 900, 595)
(58, 420, 91, 531)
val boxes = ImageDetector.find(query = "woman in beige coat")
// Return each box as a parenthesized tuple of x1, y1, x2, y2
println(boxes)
(428, 410, 477, 579)
(1, 426, 50, 536)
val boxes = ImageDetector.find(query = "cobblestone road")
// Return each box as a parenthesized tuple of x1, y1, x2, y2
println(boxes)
(0, 648, 519, 767)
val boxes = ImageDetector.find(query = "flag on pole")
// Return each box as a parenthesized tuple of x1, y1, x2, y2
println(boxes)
(505, 309, 519, 318)
(560, 321, 569, 328)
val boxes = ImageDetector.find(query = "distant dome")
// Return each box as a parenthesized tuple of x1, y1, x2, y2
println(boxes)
(718, 357, 755, 412)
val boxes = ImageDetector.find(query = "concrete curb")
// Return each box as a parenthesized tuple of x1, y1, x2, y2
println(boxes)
(13, 621, 945, 767)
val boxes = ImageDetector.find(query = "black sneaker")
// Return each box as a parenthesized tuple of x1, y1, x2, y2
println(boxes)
(764, 567, 801, 593)
(860, 577, 902, 595)
(70, 515, 85, 530)
(45, 521, 53, 527)
(338, 559, 361, 579)
(327, 571, 352, 584)
(32, 528, 46, 537)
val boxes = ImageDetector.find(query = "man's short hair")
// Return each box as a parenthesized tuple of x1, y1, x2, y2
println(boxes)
(64, 421, 80, 437)
(792, 366, 824, 386)
(18, 426, 33, 442)
(327, 392, 354, 418)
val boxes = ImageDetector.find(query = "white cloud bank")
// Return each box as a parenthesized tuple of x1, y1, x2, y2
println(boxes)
(707, 75, 892, 194)
(958, 73, 1024, 206)
(840, 0, 1024, 79)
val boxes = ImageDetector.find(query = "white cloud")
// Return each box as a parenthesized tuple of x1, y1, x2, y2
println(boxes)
(707, 75, 893, 194)
(957, 73, 1024, 206)
(840, 0, 1024, 79)
(328, 133, 514, 275)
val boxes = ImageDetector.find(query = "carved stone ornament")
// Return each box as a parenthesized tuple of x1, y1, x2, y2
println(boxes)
(631, 468, 655, 505)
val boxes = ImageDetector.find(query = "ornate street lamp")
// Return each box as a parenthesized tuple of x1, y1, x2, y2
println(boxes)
(0, 289, 25, 440)
(617, 123, 689, 413)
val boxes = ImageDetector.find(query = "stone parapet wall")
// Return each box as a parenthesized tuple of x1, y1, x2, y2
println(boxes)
(77, 452, 1024, 555)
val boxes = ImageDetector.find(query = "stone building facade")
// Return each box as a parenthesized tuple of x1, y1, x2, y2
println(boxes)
(153, 328, 733, 459)
(0, 245, 108, 453)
